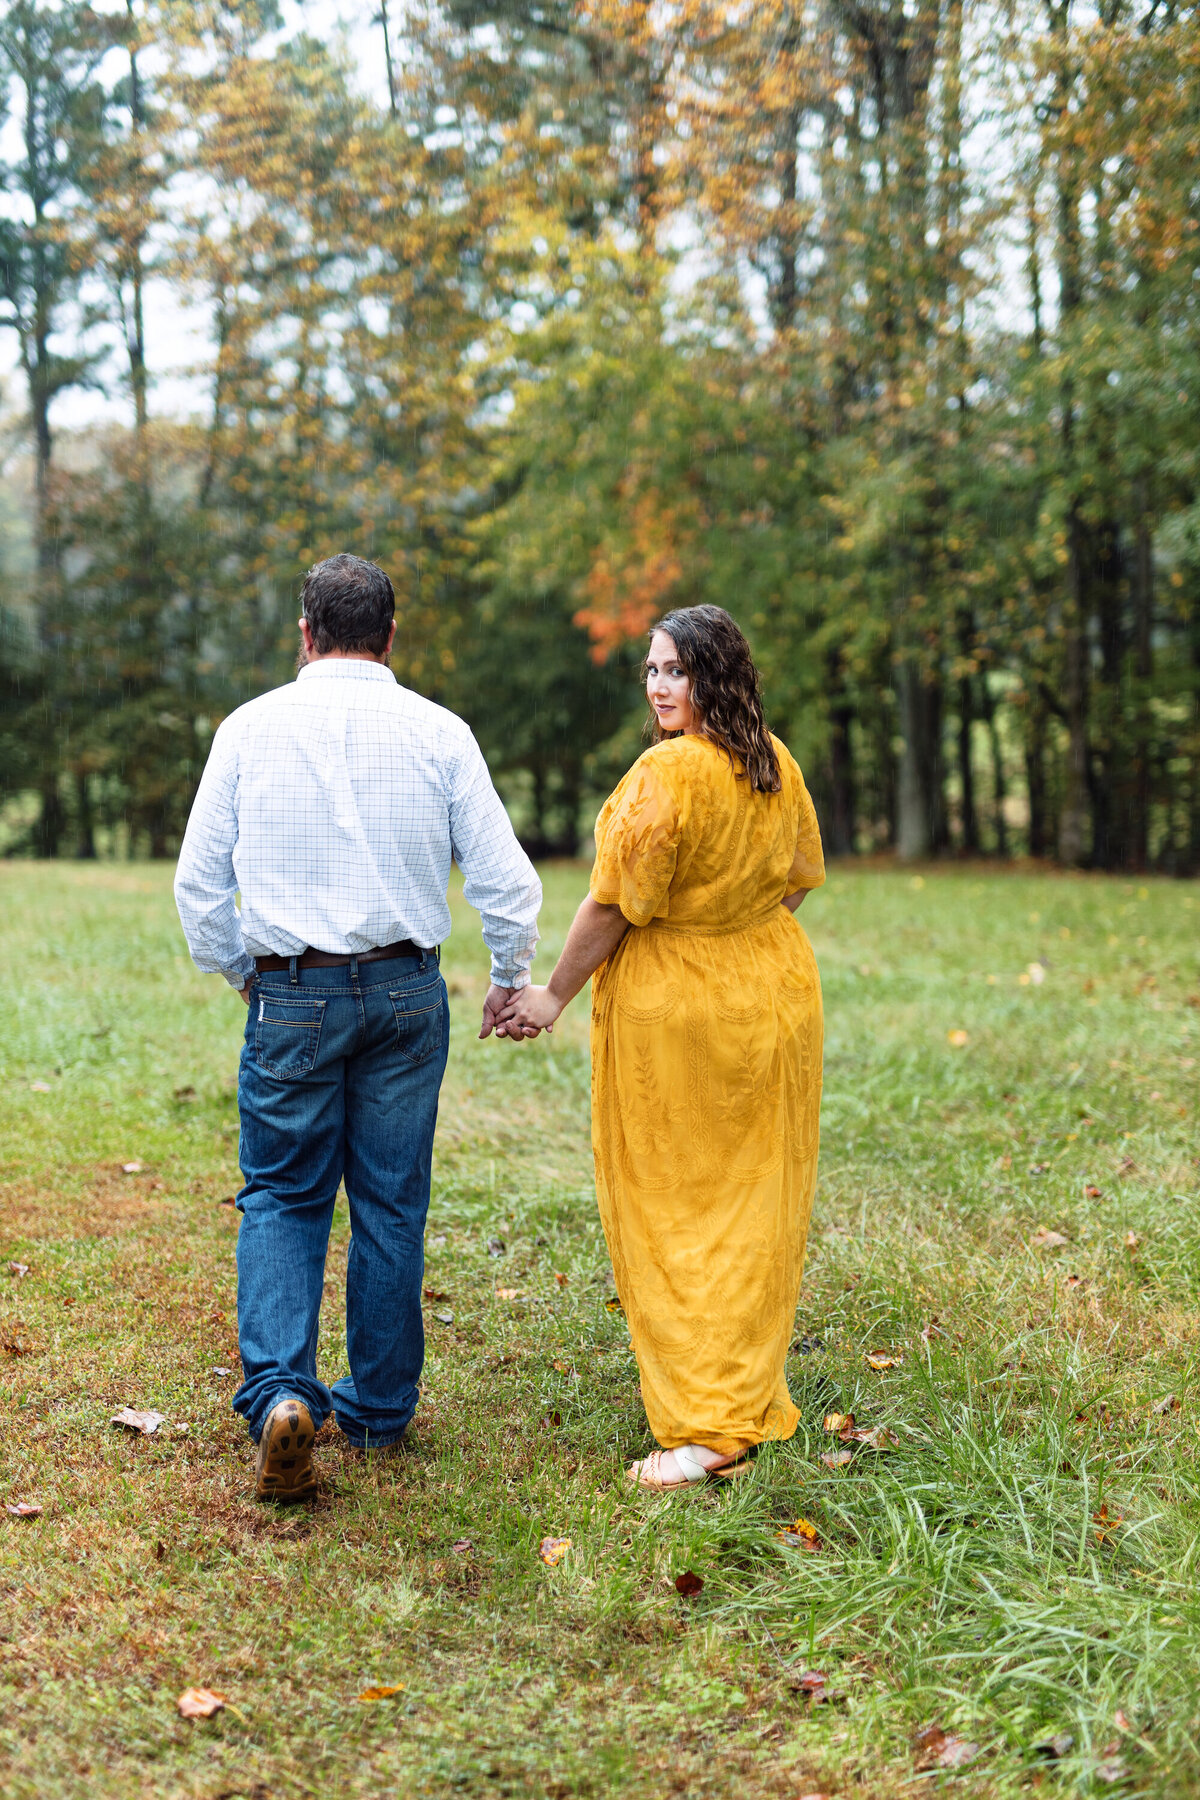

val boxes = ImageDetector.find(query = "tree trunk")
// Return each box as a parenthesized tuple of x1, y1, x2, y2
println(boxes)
(1131, 473, 1153, 871)
(1024, 693, 1048, 859)
(896, 659, 931, 860)
(75, 769, 97, 859)
(827, 693, 857, 858)
(978, 676, 1008, 857)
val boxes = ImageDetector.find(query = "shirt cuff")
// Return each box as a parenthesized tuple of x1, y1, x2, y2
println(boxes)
(222, 956, 257, 989)
(490, 965, 531, 991)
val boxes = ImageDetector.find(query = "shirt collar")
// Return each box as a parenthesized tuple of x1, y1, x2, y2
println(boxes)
(297, 660, 397, 685)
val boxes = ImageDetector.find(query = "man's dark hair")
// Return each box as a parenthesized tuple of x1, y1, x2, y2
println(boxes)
(300, 554, 395, 655)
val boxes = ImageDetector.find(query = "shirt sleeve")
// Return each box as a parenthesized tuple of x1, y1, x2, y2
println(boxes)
(589, 754, 684, 927)
(446, 728, 542, 989)
(173, 722, 257, 987)
(786, 766, 826, 892)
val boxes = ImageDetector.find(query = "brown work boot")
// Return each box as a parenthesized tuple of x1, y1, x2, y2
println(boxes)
(254, 1397, 317, 1503)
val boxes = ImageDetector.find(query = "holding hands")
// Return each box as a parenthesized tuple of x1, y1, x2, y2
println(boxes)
(477, 896, 630, 1045)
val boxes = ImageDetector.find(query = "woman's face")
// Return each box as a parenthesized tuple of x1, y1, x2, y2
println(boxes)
(646, 630, 697, 734)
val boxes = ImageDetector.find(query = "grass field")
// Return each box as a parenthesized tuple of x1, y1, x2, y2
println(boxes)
(1, 859, 1198, 1800)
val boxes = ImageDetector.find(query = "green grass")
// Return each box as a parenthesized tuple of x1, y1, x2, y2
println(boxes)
(1, 859, 1199, 1799)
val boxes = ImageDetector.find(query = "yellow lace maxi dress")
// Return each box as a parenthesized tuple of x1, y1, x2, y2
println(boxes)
(589, 731, 825, 1456)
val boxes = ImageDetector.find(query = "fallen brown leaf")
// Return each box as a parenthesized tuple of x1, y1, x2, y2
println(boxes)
(450, 1539, 473, 1555)
(820, 1448, 855, 1469)
(823, 1412, 854, 1433)
(1114, 1709, 1133, 1733)
(674, 1569, 704, 1597)
(913, 1723, 981, 1771)
(7, 1263, 29, 1278)
(1065, 1273, 1087, 1291)
(423, 1288, 450, 1300)
(1153, 1394, 1181, 1415)
(1095, 1757, 1127, 1785)
(538, 1536, 570, 1566)
(1085, 1185, 1104, 1199)
(357, 1684, 404, 1702)
(605, 1296, 623, 1312)
(177, 1687, 227, 1720)
(920, 1318, 945, 1343)
(496, 1288, 523, 1301)
(855, 1425, 901, 1452)
(554, 1271, 568, 1286)
(1093, 1501, 1124, 1544)
(1124, 1231, 1142, 1253)
(865, 1353, 901, 1370)
(111, 1407, 166, 1436)
(6, 1500, 42, 1517)
(1031, 1226, 1069, 1250)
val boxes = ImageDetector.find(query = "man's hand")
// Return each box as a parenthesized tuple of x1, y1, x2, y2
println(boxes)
(497, 985, 563, 1038)
(239, 978, 256, 1005)
(480, 983, 525, 1040)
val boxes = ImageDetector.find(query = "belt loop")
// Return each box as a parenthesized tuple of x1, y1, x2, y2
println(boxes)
(288, 955, 298, 987)
(350, 954, 360, 984)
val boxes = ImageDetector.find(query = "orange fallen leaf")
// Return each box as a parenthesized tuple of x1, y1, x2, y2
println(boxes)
(177, 1687, 227, 1720)
(947, 1029, 969, 1048)
(111, 1408, 166, 1436)
(674, 1569, 704, 1597)
(1093, 1502, 1124, 1544)
(865, 1353, 901, 1371)
(357, 1684, 404, 1702)
(1085, 1185, 1103, 1199)
(1114, 1709, 1133, 1733)
(1065, 1273, 1087, 1290)
(539, 1536, 571, 1566)
(823, 1412, 854, 1433)
(776, 1516, 824, 1549)
(605, 1297, 623, 1312)
(554, 1272, 569, 1286)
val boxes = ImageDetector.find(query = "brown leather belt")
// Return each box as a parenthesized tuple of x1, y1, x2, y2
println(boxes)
(254, 938, 423, 973)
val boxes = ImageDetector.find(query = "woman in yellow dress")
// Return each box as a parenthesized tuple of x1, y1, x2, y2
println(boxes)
(499, 605, 824, 1491)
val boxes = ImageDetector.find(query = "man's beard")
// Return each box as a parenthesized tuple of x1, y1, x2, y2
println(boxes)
(296, 642, 310, 673)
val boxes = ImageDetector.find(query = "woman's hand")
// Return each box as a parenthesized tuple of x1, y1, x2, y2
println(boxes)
(496, 985, 565, 1038)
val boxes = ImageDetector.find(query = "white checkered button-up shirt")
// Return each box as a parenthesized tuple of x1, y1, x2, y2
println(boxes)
(174, 660, 541, 990)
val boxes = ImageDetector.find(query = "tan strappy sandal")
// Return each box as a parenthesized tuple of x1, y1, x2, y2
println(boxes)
(627, 1443, 754, 1492)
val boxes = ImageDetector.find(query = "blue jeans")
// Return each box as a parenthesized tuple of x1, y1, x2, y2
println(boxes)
(232, 950, 449, 1447)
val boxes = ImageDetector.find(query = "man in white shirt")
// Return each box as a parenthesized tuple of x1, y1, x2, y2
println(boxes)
(175, 554, 541, 1501)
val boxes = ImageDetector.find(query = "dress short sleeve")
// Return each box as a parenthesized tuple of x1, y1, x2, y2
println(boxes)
(590, 753, 683, 927)
(785, 770, 826, 892)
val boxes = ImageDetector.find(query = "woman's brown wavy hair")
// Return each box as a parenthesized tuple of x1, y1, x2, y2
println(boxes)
(643, 605, 781, 794)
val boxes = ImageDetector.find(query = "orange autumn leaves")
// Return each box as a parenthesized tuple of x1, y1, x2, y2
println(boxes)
(573, 474, 701, 664)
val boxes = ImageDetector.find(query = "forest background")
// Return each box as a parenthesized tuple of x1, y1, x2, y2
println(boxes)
(0, 0, 1197, 871)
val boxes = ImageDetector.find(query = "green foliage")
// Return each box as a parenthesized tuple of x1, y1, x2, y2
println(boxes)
(0, 0, 1197, 867)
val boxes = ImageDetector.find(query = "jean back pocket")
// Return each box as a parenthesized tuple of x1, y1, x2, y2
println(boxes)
(388, 979, 446, 1068)
(255, 994, 327, 1080)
